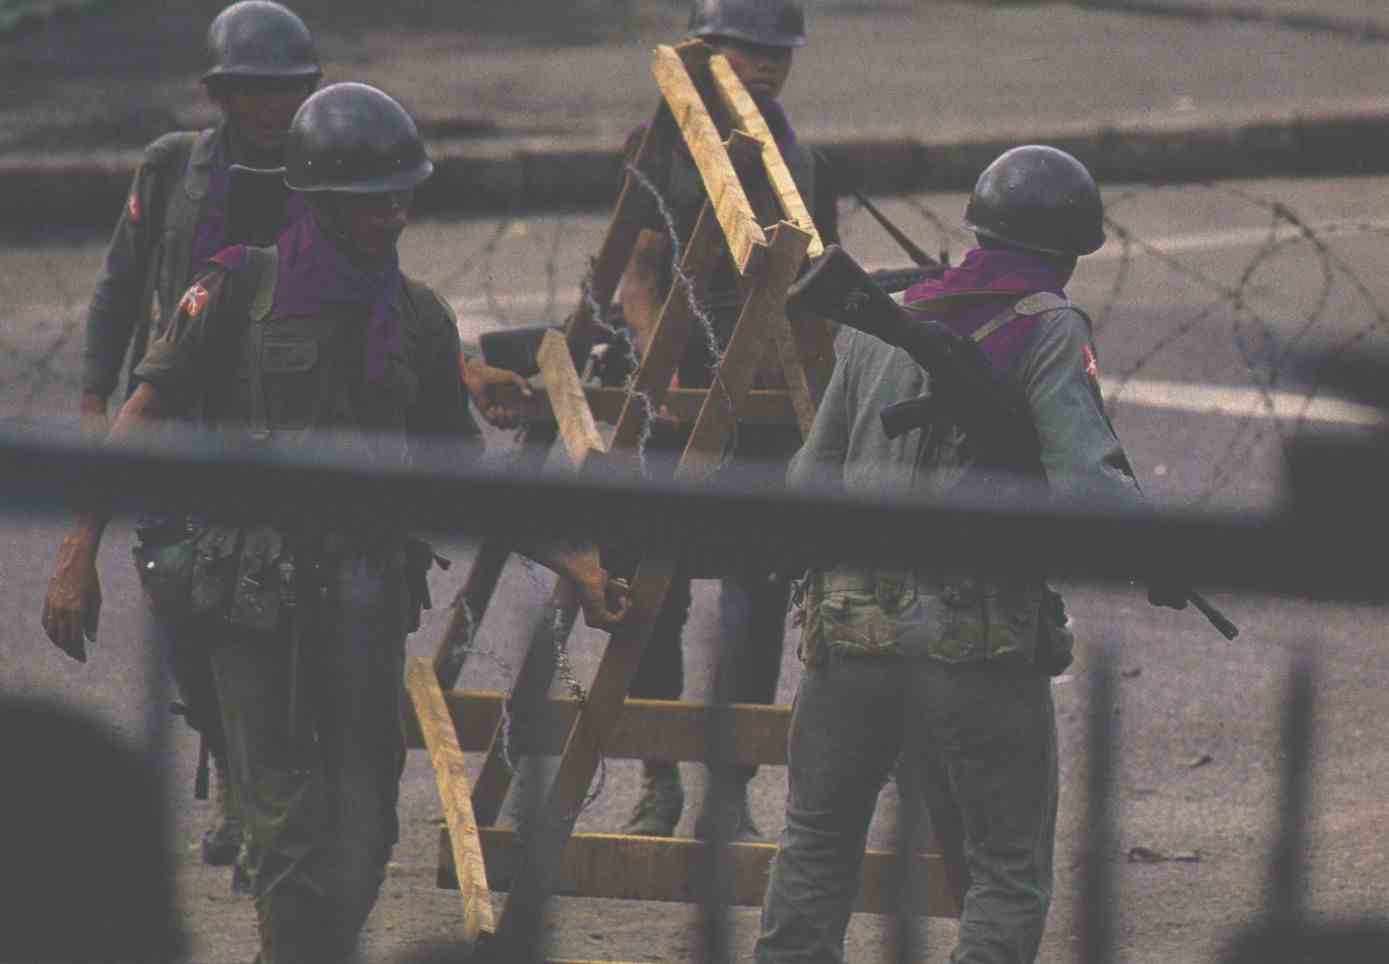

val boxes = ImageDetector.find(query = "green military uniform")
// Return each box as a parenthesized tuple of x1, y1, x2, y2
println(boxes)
(756, 250, 1144, 964)
(133, 228, 468, 962)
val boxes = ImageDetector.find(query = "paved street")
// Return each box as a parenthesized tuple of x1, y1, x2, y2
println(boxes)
(5, 170, 1389, 960)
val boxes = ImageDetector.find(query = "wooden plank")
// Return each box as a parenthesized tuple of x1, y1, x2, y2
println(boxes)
(771, 308, 837, 439)
(439, 828, 961, 918)
(538, 329, 606, 469)
(609, 200, 722, 454)
(708, 53, 824, 260)
(406, 658, 496, 941)
(411, 691, 790, 767)
(495, 553, 682, 943)
(564, 102, 676, 360)
(430, 422, 559, 688)
(675, 221, 812, 482)
(652, 44, 766, 277)
(470, 581, 580, 827)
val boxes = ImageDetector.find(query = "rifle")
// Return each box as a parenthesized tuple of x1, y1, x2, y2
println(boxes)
(785, 244, 1239, 641)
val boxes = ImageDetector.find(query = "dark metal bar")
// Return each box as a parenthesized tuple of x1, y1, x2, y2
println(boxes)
(1268, 650, 1316, 926)
(1, 421, 1385, 600)
(1081, 639, 1120, 964)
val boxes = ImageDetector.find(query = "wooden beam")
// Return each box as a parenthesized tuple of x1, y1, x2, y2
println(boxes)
(652, 44, 766, 276)
(771, 308, 838, 439)
(470, 582, 580, 827)
(411, 691, 790, 767)
(608, 200, 721, 456)
(494, 553, 683, 943)
(675, 221, 812, 482)
(538, 329, 606, 469)
(406, 658, 496, 942)
(708, 53, 824, 260)
(564, 102, 676, 360)
(438, 828, 961, 918)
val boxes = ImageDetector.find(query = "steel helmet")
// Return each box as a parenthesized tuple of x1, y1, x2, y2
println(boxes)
(688, 0, 807, 48)
(284, 83, 433, 194)
(202, 1, 321, 84)
(963, 145, 1106, 256)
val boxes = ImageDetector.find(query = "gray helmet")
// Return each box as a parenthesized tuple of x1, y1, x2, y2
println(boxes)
(688, 0, 807, 48)
(284, 83, 433, 194)
(202, 1, 321, 84)
(963, 145, 1106, 257)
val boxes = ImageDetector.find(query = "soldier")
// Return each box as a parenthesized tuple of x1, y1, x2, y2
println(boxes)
(754, 146, 1187, 964)
(615, 0, 839, 841)
(78, 0, 323, 870)
(43, 81, 628, 964)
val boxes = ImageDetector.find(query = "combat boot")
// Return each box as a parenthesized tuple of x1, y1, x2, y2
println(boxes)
(695, 777, 762, 842)
(623, 761, 684, 837)
(201, 753, 243, 866)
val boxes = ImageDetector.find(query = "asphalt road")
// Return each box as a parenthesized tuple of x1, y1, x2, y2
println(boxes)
(4, 173, 1389, 961)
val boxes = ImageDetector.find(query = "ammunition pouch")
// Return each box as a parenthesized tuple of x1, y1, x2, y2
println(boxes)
(799, 566, 1071, 675)
(132, 522, 200, 616)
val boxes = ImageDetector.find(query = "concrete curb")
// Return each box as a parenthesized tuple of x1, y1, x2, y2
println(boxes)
(7, 97, 1389, 229)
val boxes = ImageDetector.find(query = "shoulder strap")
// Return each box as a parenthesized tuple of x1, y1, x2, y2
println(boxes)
(969, 292, 1075, 345)
(220, 246, 279, 439)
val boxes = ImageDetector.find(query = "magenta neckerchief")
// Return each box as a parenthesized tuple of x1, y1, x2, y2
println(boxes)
(901, 247, 1067, 374)
(209, 215, 402, 382)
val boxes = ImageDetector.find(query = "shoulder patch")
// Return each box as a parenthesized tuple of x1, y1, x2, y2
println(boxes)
(178, 283, 210, 319)
(1083, 343, 1099, 382)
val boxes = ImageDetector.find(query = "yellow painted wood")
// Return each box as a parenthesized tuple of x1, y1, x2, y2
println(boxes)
(406, 657, 496, 941)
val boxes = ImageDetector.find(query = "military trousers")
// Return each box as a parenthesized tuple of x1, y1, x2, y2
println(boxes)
(209, 548, 409, 964)
(755, 650, 1058, 964)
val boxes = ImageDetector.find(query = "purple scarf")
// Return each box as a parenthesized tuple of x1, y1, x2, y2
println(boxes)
(210, 215, 402, 382)
(902, 248, 1066, 374)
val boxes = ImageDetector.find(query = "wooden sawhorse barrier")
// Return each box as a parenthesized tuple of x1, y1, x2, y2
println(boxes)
(406, 39, 962, 960)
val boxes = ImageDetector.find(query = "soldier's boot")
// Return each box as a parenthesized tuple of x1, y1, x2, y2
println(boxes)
(695, 774, 763, 842)
(623, 761, 684, 837)
(200, 753, 243, 867)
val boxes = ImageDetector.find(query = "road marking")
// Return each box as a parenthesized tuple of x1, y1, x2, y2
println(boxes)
(1090, 216, 1389, 261)
(1101, 376, 1384, 426)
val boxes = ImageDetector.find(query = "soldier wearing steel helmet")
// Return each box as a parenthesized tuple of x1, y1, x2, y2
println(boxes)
(754, 145, 1184, 964)
(43, 81, 629, 964)
(614, 0, 839, 844)
(77, 0, 322, 871)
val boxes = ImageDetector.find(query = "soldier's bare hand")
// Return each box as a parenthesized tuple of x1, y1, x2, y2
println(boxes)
(79, 392, 109, 439)
(461, 355, 533, 429)
(576, 567, 631, 631)
(42, 534, 102, 662)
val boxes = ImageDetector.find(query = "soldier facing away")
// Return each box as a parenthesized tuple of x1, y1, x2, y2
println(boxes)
(753, 146, 1188, 964)
(43, 81, 628, 964)
(614, 0, 840, 842)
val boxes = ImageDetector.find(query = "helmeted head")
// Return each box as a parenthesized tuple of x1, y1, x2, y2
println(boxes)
(688, 0, 807, 48)
(286, 82, 433, 261)
(203, 1, 321, 85)
(963, 145, 1106, 257)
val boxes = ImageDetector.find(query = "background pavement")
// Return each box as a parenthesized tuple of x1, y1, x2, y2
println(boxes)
(4, 0, 1389, 224)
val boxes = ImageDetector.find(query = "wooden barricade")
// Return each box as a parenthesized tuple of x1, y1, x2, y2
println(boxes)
(408, 39, 961, 959)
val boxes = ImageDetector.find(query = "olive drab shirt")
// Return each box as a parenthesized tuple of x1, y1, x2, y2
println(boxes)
(787, 283, 1144, 673)
(134, 247, 471, 461)
(84, 128, 220, 400)
(623, 114, 839, 387)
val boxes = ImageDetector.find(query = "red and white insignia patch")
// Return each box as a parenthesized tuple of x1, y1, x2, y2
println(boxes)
(126, 191, 142, 224)
(1083, 343, 1099, 382)
(178, 284, 210, 318)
